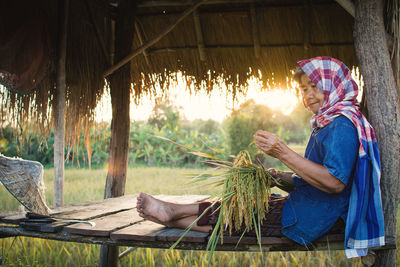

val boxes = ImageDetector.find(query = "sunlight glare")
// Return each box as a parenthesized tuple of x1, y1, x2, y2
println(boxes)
(95, 73, 301, 123)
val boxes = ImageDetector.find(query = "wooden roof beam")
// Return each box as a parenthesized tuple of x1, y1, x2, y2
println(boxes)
(147, 42, 355, 55)
(135, 0, 333, 8)
(137, 0, 260, 8)
(104, 0, 205, 77)
(193, 9, 206, 61)
(250, 3, 261, 59)
(335, 0, 354, 17)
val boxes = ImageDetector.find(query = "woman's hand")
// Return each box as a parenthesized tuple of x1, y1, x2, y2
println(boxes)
(254, 130, 288, 159)
(267, 168, 280, 187)
(267, 168, 295, 193)
(254, 130, 344, 194)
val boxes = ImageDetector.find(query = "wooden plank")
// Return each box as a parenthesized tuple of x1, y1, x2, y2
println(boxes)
(0, 194, 208, 227)
(20, 221, 65, 233)
(0, 224, 395, 252)
(52, 194, 138, 219)
(110, 194, 210, 242)
(64, 195, 209, 236)
(222, 235, 292, 245)
(111, 220, 208, 243)
(111, 221, 165, 241)
(0, 194, 136, 225)
(0, 211, 20, 220)
(0, 213, 26, 225)
(112, 223, 341, 247)
(64, 209, 142, 236)
(156, 227, 208, 243)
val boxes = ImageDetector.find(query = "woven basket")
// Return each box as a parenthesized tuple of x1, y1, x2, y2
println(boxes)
(0, 155, 51, 215)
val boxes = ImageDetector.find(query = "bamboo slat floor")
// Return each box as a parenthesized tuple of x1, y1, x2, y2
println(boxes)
(0, 194, 395, 252)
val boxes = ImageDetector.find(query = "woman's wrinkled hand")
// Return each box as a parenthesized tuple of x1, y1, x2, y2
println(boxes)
(267, 168, 280, 187)
(267, 168, 279, 178)
(254, 130, 286, 159)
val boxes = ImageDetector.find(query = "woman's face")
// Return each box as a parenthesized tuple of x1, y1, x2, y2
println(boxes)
(299, 74, 325, 115)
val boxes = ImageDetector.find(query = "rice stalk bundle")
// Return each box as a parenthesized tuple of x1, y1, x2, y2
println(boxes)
(219, 150, 273, 236)
(157, 136, 278, 261)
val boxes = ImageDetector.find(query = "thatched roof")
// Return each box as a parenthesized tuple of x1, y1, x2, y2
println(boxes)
(0, 0, 398, 140)
(131, 0, 356, 96)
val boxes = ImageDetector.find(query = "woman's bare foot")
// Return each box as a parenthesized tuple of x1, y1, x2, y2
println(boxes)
(136, 192, 175, 224)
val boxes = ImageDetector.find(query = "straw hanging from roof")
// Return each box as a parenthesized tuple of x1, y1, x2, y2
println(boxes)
(1, 0, 399, 148)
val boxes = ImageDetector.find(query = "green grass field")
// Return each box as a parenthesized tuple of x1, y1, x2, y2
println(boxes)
(0, 167, 398, 266)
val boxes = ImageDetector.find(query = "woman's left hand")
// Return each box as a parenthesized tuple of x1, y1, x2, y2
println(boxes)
(254, 130, 287, 159)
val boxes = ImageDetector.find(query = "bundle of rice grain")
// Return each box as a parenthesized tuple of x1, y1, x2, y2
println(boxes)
(199, 150, 276, 251)
(219, 151, 273, 234)
(158, 136, 277, 259)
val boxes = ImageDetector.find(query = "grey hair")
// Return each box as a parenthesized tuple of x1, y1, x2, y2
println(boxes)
(294, 67, 305, 83)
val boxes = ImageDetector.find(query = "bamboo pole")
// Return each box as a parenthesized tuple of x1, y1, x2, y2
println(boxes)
(84, 0, 110, 66)
(103, 0, 205, 77)
(54, 0, 69, 208)
(303, 0, 311, 58)
(250, 3, 260, 59)
(134, 21, 151, 66)
(193, 9, 206, 61)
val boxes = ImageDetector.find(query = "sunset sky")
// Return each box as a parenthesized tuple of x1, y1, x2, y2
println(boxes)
(95, 78, 300, 123)
(95, 68, 362, 123)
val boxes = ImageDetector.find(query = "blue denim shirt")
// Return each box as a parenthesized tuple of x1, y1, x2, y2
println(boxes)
(281, 116, 358, 245)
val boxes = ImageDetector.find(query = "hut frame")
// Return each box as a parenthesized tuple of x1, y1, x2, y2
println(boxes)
(0, 0, 399, 266)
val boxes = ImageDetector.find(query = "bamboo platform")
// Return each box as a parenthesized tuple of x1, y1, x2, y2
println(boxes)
(0, 195, 395, 253)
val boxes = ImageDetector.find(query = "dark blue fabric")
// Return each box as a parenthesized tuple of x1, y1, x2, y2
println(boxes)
(281, 116, 359, 245)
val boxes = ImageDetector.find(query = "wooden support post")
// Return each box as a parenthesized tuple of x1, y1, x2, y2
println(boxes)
(100, 245, 119, 267)
(250, 3, 260, 59)
(193, 9, 206, 61)
(54, 0, 69, 208)
(103, 0, 205, 77)
(354, 1, 400, 266)
(100, 0, 136, 266)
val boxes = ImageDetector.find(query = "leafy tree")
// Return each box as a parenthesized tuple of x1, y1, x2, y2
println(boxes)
(148, 97, 181, 130)
(224, 99, 311, 158)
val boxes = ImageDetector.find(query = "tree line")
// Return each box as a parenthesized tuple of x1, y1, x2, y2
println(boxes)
(0, 99, 312, 168)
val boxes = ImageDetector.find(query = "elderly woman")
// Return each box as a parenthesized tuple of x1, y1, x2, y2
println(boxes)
(137, 57, 384, 257)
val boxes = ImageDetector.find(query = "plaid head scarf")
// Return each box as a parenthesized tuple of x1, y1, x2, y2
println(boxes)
(297, 56, 385, 258)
